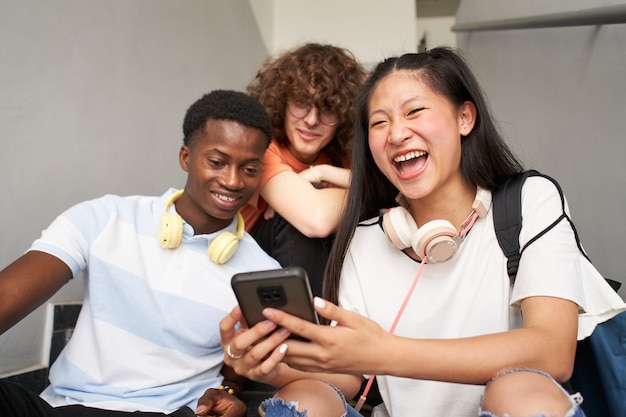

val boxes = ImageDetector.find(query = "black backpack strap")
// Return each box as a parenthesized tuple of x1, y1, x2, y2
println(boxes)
(493, 170, 622, 291)
(492, 170, 540, 284)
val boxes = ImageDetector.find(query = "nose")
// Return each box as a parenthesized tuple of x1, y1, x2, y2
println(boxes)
(388, 120, 411, 145)
(219, 166, 244, 190)
(303, 106, 321, 126)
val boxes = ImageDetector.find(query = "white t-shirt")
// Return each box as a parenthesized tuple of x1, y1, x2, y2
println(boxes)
(339, 177, 625, 417)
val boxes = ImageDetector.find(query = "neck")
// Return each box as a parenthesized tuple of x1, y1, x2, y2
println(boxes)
(406, 184, 476, 230)
(175, 194, 232, 235)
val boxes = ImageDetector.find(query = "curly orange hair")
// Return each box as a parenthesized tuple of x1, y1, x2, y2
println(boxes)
(247, 43, 367, 163)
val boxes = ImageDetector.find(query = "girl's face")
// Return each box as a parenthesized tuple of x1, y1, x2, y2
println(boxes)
(284, 100, 338, 165)
(367, 70, 475, 203)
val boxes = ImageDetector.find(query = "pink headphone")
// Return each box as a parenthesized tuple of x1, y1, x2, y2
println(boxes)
(382, 187, 491, 263)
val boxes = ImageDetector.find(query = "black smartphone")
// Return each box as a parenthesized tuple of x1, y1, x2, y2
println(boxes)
(231, 266, 319, 340)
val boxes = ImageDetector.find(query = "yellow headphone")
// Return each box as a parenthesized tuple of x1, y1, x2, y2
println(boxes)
(157, 189, 245, 264)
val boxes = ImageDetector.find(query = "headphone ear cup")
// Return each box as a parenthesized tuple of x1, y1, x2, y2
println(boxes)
(207, 212, 245, 265)
(382, 207, 418, 249)
(208, 231, 239, 264)
(157, 212, 183, 249)
(412, 220, 458, 263)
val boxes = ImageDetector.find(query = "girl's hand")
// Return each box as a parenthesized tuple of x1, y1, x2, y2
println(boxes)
(263, 297, 391, 375)
(219, 306, 291, 384)
(299, 165, 323, 184)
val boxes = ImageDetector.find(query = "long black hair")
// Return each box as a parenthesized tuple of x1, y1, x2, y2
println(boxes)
(323, 47, 524, 304)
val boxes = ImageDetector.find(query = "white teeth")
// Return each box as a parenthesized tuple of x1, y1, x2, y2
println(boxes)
(394, 151, 426, 163)
(216, 194, 236, 202)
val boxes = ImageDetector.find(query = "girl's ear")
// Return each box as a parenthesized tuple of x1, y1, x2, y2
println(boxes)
(459, 101, 477, 136)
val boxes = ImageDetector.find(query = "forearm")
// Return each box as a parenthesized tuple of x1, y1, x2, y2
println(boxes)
(263, 171, 349, 237)
(264, 295, 578, 389)
(383, 327, 576, 384)
(290, 188, 347, 237)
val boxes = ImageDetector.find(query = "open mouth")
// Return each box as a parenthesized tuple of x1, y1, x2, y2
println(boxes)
(393, 150, 427, 175)
(213, 191, 240, 207)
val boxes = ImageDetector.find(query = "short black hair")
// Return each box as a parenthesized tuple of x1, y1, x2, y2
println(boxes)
(182, 89, 272, 146)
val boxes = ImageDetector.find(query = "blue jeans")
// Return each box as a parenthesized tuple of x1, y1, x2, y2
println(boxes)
(262, 369, 587, 417)
(479, 369, 586, 417)
(262, 384, 361, 417)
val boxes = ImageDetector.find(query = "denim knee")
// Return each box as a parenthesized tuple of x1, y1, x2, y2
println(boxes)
(479, 368, 585, 417)
(261, 384, 362, 417)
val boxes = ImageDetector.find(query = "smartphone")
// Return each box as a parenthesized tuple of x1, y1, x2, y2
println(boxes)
(231, 266, 319, 340)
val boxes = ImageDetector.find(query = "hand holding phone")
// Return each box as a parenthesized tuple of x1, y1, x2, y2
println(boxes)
(231, 266, 319, 340)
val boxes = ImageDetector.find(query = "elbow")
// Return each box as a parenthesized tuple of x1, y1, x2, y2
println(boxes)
(551, 359, 575, 384)
(298, 218, 337, 238)
(301, 225, 335, 239)
(540, 348, 576, 383)
(290, 210, 338, 238)
(553, 339, 578, 383)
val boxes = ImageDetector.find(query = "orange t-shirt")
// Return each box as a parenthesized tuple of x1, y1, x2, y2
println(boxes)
(240, 140, 334, 231)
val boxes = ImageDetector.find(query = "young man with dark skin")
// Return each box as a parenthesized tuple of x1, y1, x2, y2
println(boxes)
(0, 90, 279, 417)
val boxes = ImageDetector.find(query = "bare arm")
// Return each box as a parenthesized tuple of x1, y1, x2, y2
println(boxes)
(261, 170, 348, 238)
(0, 250, 72, 334)
(378, 296, 578, 383)
(263, 295, 578, 385)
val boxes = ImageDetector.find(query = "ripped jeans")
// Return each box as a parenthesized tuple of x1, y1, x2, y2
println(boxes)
(262, 384, 361, 417)
(262, 369, 586, 417)
(479, 369, 586, 417)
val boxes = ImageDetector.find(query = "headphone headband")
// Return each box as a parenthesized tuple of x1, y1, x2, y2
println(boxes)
(157, 189, 245, 264)
(164, 189, 184, 210)
(383, 187, 492, 263)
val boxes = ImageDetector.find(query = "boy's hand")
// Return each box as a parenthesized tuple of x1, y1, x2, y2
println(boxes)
(195, 388, 247, 417)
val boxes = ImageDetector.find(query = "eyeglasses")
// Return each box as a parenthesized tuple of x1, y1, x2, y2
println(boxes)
(287, 101, 338, 126)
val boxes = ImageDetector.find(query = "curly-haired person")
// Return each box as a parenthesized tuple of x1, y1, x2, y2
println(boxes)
(241, 43, 367, 296)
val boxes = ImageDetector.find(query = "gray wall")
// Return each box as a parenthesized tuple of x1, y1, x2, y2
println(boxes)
(456, 0, 626, 300)
(0, 0, 267, 375)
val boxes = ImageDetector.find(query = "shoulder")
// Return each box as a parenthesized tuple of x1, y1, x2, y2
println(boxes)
(264, 140, 309, 172)
(521, 173, 563, 199)
(61, 193, 157, 222)
(493, 173, 570, 249)
(353, 215, 383, 237)
(356, 216, 381, 229)
(495, 173, 566, 229)
(260, 141, 298, 186)
(520, 175, 567, 220)
(264, 140, 287, 162)
(499, 171, 564, 208)
(349, 215, 388, 252)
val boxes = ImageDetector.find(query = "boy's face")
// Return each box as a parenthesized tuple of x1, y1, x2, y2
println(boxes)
(178, 118, 267, 234)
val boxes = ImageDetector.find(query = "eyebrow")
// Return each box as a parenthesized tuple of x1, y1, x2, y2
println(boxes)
(369, 96, 423, 117)
(210, 148, 263, 164)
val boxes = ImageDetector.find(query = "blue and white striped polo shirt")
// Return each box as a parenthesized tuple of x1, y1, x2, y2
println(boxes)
(31, 188, 279, 412)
